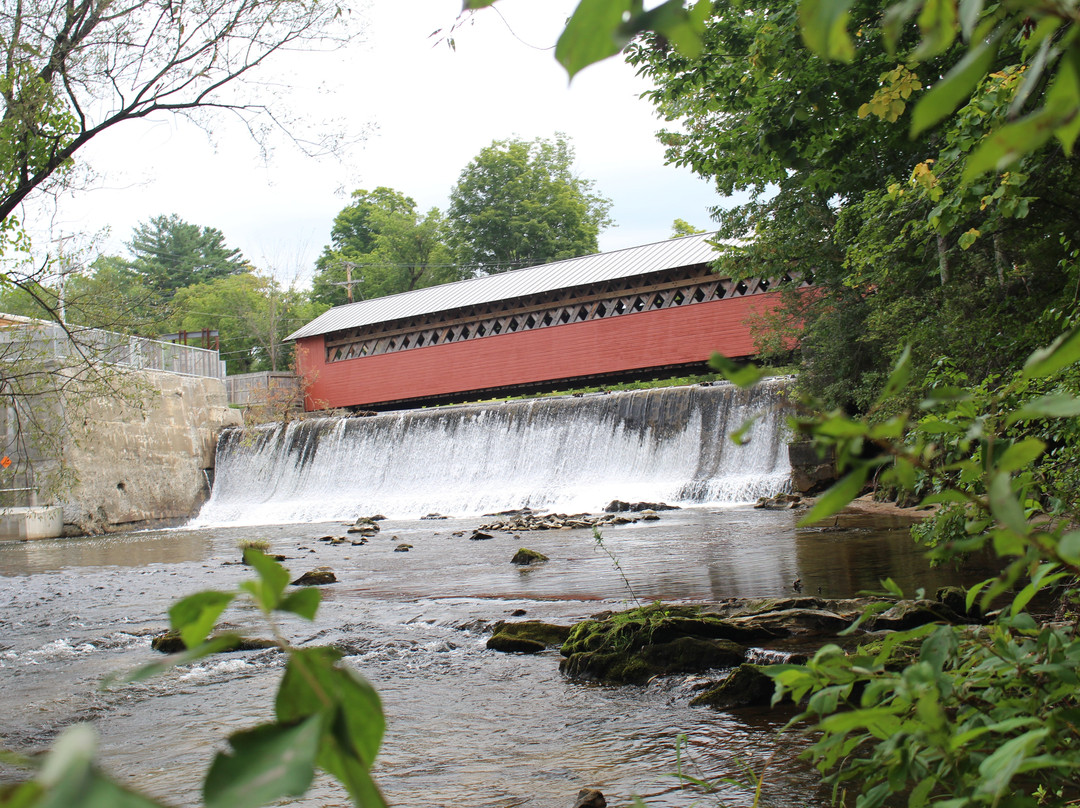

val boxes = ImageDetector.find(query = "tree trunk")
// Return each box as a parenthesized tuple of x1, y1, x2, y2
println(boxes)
(994, 234, 1006, 286)
(937, 235, 950, 285)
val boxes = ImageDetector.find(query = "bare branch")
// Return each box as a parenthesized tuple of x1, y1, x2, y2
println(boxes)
(0, 0, 352, 221)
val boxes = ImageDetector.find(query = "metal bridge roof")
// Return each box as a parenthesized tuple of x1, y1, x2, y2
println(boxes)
(287, 233, 720, 341)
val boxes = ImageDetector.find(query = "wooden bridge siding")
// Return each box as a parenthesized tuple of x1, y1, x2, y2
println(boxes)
(296, 292, 784, 411)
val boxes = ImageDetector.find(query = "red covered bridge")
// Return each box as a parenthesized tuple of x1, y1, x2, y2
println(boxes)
(288, 233, 803, 411)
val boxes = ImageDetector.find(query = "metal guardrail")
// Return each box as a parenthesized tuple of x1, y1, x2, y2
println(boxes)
(0, 487, 38, 507)
(0, 321, 227, 380)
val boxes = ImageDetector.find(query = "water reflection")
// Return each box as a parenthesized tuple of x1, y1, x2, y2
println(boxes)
(0, 530, 211, 576)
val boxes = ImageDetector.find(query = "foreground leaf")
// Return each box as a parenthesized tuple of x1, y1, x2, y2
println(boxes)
(1022, 325, 1080, 380)
(799, 0, 855, 62)
(709, 353, 765, 388)
(798, 467, 868, 526)
(1005, 393, 1080, 423)
(35, 725, 168, 808)
(276, 648, 387, 807)
(203, 717, 322, 808)
(169, 590, 236, 650)
(875, 345, 912, 404)
(554, 0, 631, 79)
(994, 438, 1046, 474)
(242, 549, 292, 612)
(910, 30, 1001, 136)
(975, 729, 1049, 800)
(279, 587, 322, 621)
(110, 633, 246, 685)
(987, 473, 1028, 535)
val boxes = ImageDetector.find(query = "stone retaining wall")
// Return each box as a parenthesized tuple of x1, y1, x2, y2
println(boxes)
(57, 370, 241, 534)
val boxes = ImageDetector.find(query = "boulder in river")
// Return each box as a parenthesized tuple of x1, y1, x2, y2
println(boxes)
(347, 516, 381, 535)
(488, 620, 572, 653)
(394, 544, 413, 552)
(511, 548, 549, 565)
(558, 594, 986, 686)
(487, 635, 546, 654)
(689, 664, 779, 710)
(151, 630, 276, 654)
(291, 567, 337, 586)
(603, 500, 679, 513)
(753, 493, 802, 510)
(863, 598, 967, 631)
(573, 788, 607, 808)
(559, 603, 749, 684)
(479, 511, 637, 532)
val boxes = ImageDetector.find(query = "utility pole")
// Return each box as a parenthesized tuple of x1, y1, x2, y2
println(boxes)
(333, 261, 365, 303)
(52, 234, 78, 324)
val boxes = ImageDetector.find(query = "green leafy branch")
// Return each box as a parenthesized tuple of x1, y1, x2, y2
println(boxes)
(466, 0, 1080, 180)
(593, 526, 642, 607)
(2, 549, 386, 808)
(710, 326, 1080, 806)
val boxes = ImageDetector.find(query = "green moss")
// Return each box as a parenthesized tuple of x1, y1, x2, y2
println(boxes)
(488, 620, 572, 652)
(558, 603, 749, 684)
(239, 538, 271, 554)
(690, 664, 778, 710)
(511, 548, 549, 565)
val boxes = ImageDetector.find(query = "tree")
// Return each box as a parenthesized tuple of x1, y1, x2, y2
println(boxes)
(0, 0, 350, 500)
(169, 272, 326, 374)
(670, 218, 705, 238)
(63, 255, 160, 333)
(311, 187, 421, 307)
(464, 0, 1079, 174)
(0, 0, 347, 234)
(447, 134, 613, 274)
(620, 1, 1080, 411)
(125, 215, 250, 302)
(356, 206, 463, 296)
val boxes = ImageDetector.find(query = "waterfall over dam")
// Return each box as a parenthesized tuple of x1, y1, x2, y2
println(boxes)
(193, 380, 793, 527)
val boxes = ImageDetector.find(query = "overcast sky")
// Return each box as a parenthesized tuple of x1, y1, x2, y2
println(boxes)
(25, 0, 730, 286)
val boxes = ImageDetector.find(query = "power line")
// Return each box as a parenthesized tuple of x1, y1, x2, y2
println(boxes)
(324, 257, 556, 272)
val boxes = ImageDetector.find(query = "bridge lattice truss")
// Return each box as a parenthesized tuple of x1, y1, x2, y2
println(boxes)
(325, 265, 809, 363)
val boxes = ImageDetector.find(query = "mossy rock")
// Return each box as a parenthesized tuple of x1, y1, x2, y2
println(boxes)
(511, 548, 549, 565)
(561, 603, 761, 659)
(726, 608, 851, 636)
(936, 586, 983, 621)
(486, 635, 547, 654)
(864, 599, 965, 631)
(639, 636, 746, 674)
(690, 664, 778, 710)
(151, 630, 276, 654)
(487, 620, 572, 654)
(558, 603, 748, 684)
(291, 567, 337, 586)
(561, 636, 745, 684)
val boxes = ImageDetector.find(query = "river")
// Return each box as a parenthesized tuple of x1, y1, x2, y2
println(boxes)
(0, 384, 989, 806)
(0, 507, 991, 808)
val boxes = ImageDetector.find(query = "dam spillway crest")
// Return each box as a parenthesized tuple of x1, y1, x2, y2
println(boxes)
(194, 381, 793, 526)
